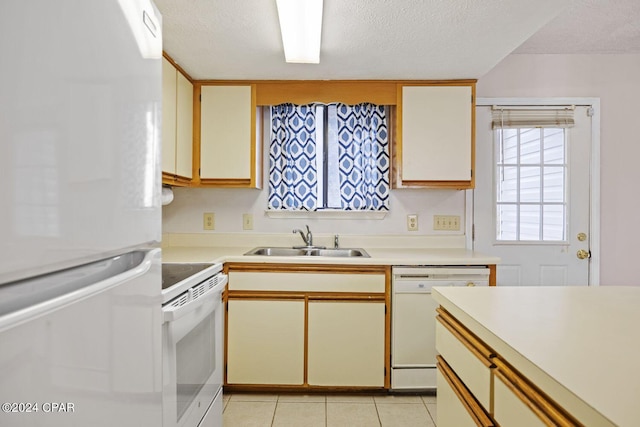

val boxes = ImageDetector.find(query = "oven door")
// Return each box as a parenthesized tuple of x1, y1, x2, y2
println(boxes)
(163, 275, 226, 427)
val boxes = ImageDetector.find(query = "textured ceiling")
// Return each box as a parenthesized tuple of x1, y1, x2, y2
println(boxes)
(514, 0, 640, 54)
(153, 0, 637, 81)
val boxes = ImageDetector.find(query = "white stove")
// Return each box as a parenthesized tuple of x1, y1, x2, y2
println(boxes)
(161, 263, 223, 303)
(161, 262, 226, 427)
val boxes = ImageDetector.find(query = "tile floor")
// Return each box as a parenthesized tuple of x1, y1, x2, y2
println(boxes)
(222, 392, 437, 427)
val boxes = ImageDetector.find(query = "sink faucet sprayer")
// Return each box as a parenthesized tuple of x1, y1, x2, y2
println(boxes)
(293, 225, 313, 247)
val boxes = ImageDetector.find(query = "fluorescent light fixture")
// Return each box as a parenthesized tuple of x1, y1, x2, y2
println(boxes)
(276, 0, 323, 63)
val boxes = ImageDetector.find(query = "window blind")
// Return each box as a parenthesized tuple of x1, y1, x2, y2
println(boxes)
(492, 106, 575, 129)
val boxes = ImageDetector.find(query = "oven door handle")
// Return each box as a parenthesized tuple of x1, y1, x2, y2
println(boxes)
(163, 275, 227, 323)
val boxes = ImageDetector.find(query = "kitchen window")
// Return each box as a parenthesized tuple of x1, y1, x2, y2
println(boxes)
(268, 103, 390, 212)
(493, 107, 574, 242)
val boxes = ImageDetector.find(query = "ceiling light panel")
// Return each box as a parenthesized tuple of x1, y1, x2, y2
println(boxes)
(276, 0, 323, 63)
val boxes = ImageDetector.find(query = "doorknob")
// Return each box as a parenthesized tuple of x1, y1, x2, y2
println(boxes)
(577, 249, 590, 260)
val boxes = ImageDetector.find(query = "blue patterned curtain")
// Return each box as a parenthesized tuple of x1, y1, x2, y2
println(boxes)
(269, 104, 318, 210)
(336, 103, 390, 210)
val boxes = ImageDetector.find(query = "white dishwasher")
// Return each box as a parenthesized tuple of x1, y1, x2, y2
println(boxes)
(391, 266, 490, 391)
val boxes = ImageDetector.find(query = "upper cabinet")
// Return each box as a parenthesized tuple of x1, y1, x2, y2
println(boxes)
(197, 84, 262, 188)
(161, 77, 474, 189)
(162, 56, 193, 186)
(395, 83, 475, 189)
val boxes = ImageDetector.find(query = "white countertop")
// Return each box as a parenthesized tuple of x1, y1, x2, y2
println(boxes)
(161, 246, 500, 266)
(432, 286, 640, 427)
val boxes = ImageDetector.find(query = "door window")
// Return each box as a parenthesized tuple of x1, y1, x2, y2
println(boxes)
(496, 127, 567, 242)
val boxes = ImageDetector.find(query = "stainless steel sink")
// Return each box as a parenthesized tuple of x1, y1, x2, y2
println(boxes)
(244, 247, 370, 258)
(308, 248, 370, 257)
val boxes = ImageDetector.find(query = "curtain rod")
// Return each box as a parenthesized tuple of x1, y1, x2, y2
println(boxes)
(491, 105, 575, 110)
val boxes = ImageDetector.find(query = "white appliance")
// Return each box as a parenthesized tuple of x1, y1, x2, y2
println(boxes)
(391, 266, 489, 390)
(0, 1, 164, 426)
(161, 263, 227, 427)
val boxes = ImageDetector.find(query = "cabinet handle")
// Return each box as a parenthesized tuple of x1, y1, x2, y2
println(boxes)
(493, 360, 583, 427)
(437, 307, 496, 363)
(437, 356, 496, 427)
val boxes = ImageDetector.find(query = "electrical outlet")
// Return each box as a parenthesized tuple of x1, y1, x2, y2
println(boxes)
(242, 213, 253, 230)
(407, 214, 418, 231)
(433, 215, 461, 231)
(203, 212, 215, 230)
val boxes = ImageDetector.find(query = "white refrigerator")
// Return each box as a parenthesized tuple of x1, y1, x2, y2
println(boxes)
(0, 1, 164, 426)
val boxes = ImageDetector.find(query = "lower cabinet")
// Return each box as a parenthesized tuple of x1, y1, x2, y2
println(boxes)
(224, 263, 390, 390)
(307, 301, 385, 387)
(493, 370, 547, 427)
(435, 307, 583, 427)
(226, 299, 304, 385)
(436, 365, 488, 427)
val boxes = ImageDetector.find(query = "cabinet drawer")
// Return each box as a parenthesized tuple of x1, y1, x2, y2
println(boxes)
(228, 271, 385, 293)
(436, 310, 495, 410)
(492, 361, 582, 427)
(437, 356, 495, 427)
(494, 371, 547, 427)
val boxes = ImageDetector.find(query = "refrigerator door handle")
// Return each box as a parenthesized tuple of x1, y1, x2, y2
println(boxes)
(0, 248, 160, 333)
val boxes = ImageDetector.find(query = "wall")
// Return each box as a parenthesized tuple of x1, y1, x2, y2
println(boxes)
(162, 101, 468, 244)
(476, 53, 640, 286)
(163, 53, 640, 284)
(163, 185, 465, 237)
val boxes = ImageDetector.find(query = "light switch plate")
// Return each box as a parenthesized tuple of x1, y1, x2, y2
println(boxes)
(242, 213, 253, 230)
(433, 215, 460, 231)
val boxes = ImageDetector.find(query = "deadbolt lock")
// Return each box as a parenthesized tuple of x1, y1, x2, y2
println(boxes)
(577, 232, 587, 241)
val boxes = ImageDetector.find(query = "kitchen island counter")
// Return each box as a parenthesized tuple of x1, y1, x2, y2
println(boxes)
(433, 285, 640, 427)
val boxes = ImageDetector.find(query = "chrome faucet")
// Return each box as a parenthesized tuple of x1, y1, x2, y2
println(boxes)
(293, 225, 313, 247)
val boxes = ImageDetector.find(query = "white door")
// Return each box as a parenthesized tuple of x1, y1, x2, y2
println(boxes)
(473, 103, 594, 286)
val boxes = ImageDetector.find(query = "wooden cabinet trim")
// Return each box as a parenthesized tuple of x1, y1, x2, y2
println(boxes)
(227, 291, 385, 301)
(489, 265, 497, 287)
(162, 172, 191, 187)
(196, 79, 475, 106)
(163, 52, 194, 83)
(493, 359, 584, 427)
(399, 180, 474, 190)
(225, 262, 389, 275)
(437, 307, 496, 362)
(197, 178, 252, 187)
(255, 81, 398, 105)
(437, 356, 496, 427)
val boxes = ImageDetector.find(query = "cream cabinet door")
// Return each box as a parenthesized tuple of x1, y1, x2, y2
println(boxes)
(307, 301, 385, 387)
(161, 57, 177, 175)
(175, 72, 193, 178)
(200, 85, 253, 181)
(227, 299, 304, 385)
(400, 85, 473, 184)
